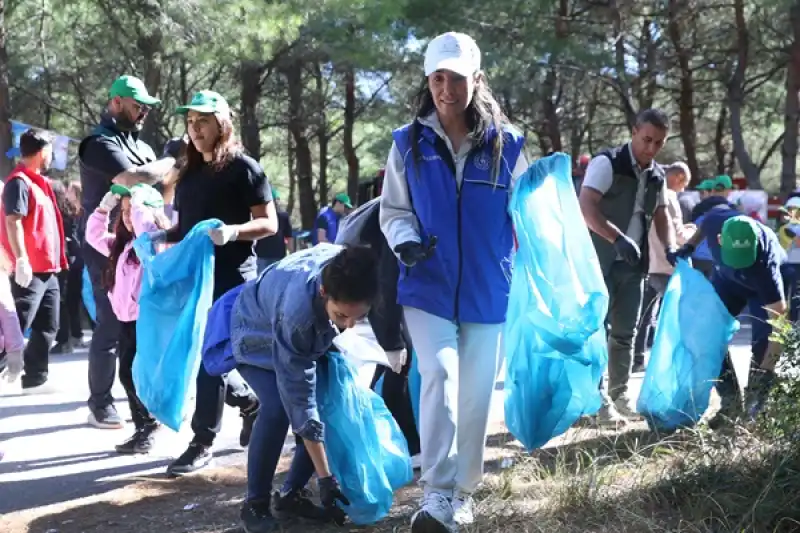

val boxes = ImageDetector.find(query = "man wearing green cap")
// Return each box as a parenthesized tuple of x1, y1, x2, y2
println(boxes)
(79, 75, 185, 430)
(688, 176, 737, 278)
(670, 204, 788, 423)
(312, 193, 352, 244)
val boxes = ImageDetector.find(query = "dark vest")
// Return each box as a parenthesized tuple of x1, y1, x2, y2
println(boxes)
(589, 145, 665, 276)
(78, 115, 156, 273)
(78, 116, 156, 218)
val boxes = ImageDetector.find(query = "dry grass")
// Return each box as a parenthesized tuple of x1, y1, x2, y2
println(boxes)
(4, 423, 800, 533)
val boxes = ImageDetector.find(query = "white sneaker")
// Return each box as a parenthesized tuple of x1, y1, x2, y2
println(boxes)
(411, 453, 422, 470)
(452, 492, 474, 525)
(613, 395, 642, 420)
(411, 493, 457, 533)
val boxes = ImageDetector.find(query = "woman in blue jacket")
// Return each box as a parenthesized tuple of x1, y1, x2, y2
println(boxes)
(206, 244, 379, 532)
(380, 32, 529, 532)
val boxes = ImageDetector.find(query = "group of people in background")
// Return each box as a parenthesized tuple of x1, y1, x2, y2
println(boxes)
(0, 27, 794, 533)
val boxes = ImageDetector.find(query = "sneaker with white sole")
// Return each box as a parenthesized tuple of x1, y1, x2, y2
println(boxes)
(411, 493, 457, 533)
(612, 395, 642, 420)
(596, 402, 629, 427)
(452, 492, 474, 526)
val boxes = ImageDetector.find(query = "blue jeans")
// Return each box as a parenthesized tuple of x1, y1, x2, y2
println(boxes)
(238, 364, 316, 501)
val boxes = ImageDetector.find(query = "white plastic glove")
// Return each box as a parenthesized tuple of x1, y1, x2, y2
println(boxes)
(14, 258, 33, 288)
(3, 350, 22, 384)
(99, 191, 120, 212)
(386, 348, 408, 374)
(208, 225, 239, 246)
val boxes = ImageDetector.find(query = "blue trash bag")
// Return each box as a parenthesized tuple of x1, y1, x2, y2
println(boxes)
(504, 153, 609, 451)
(317, 351, 414, 525)
(636, 260, 740, 430)
(131, 219, 221, 431)
(374, 350, 421, 430)
(82, 266, 97, 323)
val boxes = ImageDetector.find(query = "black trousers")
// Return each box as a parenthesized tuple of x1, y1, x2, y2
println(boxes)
(12, 273, 60, 379)
(370, 348, 421, 456)
(85, 243, 121, 411)
(56, 260, 86, 343)
(117, 320, 156, 428)
(190, 273, 259, 446)
(367, 243, 420, 456)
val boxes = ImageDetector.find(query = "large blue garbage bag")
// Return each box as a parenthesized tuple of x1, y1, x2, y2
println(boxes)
(82, 266, 96, 322)
(131, 219, 221, 431)
(317, 351, 413, 525)
(504, 153, 609, 451)
(636, 260, 739, 430)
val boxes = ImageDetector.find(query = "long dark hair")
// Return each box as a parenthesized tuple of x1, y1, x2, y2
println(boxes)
(409, 73, 509, 181)
(178, 113, 243, 181)
(104, 211, 137, 291)
(51, 180, 78, 218)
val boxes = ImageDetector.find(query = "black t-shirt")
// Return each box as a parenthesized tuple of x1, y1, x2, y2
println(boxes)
(173, 154, 272, 280)
(2, 178, 30, 216)
(255, 210, 292, 260)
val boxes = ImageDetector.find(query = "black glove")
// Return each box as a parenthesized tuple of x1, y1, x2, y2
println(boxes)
(163, 136, 187, 160)
(318, 476, 349, 526)
(613, 234, 641, 266)
(394, 237, 437, 267)
(666, 243, 695, 267)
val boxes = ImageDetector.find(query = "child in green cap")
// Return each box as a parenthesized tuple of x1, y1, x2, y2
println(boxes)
(85, 184, 172, 454)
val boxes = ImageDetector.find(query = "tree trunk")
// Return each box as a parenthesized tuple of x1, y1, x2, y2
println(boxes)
(0, 0, 12, 177)
(287, 129, 296, 216)
(714, 105, 728, 176)
(610, 0, 636, 130)
(667, 0, 700, 185)
(343, 66, 360, 203)
(728, 0, 762, 188)
(540, 67, 563, 153)
(780, 0, 800, 195)
(239, 61, 263, 159)
(313, 64, 328, 206)
(285, 60, 316, 230)
(137, 29, 164, 148)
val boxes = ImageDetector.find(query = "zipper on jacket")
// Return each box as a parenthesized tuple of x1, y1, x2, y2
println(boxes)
(432, 136, 461, 321)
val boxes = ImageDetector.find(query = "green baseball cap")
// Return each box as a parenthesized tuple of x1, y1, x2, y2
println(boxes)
(109, 183, 164, 209)
(696, 179, 714, 191)
(334, 193, 353, 209)
(720, 216, 758, 269)
(109, 75, 161, 106)
(714, 175, 733, 190)
(175, 90, 230, 116)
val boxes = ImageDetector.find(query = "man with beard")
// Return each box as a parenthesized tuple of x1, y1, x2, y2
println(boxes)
(0, 130, 68, 389)
(79, 75, 183, 429)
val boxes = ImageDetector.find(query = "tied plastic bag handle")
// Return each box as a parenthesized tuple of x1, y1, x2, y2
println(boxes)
(333, 327, 390, 368)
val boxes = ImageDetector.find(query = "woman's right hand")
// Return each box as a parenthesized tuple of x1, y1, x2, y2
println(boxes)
(98, 191, 119, 213)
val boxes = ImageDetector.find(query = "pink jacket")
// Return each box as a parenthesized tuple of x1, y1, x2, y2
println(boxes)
(85, 204, 160, 323)
(0, 274, 24, 353)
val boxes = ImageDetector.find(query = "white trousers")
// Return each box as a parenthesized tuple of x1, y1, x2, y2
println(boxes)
(404, 306, 504, 497)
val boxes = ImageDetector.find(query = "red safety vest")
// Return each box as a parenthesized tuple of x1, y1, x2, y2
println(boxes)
(0, 166, 66, 273)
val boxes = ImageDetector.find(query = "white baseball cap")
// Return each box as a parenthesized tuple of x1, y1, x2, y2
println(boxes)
(424, 32, 481, 77)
